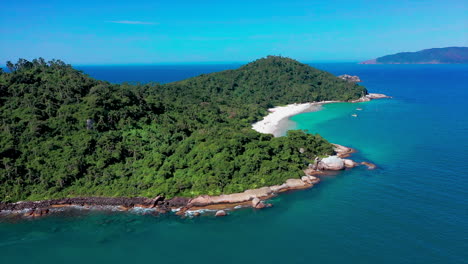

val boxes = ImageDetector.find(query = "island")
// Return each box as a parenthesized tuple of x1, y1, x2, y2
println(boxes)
(360, 47, 468, 64)
(0, 56, 387, 218)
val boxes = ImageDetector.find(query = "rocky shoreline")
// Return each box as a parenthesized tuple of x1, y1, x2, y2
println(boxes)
(0, 144, 376, 219)
(0, 93, 388, 219)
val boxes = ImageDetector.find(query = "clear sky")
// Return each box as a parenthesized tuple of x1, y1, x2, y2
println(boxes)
(1, 0, 467, 64)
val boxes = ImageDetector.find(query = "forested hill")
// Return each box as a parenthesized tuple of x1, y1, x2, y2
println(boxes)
(360, 47, 468, 64)
(170, 56, 367, 106)
(0, 56, 367, 202)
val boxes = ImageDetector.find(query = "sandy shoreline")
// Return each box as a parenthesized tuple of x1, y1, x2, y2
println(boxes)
(251, 93, 390, 137)
(252, 101, 338, 137)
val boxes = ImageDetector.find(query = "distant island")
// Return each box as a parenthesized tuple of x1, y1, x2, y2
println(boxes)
(360, 47, 468, 64)
(0, 56, 388, 217)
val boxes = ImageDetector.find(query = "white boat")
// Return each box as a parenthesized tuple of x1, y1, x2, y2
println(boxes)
(351, 114, 358, 117)
(356, 108, 362, 111)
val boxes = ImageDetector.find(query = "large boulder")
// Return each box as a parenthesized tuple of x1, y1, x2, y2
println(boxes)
(251, 198, 261, 208)
(255, 201, 266, 209)
(252, 197, 266, 209)
(215, 210, 227, 217)
(318, 156, 345, 170)
(343, 159, 358, 168)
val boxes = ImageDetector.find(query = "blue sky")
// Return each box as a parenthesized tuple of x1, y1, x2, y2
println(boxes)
(1, 0, 467, 64)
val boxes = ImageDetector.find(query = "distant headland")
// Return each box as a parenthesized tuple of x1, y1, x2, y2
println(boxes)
(360, 47, 468, 64)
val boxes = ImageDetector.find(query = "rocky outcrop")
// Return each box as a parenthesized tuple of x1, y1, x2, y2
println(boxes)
(252, 198, 267, 209)
(350, 93, 391, 103)
(333, 144, 355, 158)
(317, 156, 345, 170)
(187, 175, 321, 210)
(343, 159, 359, 168)
(301, 175, 319, 184)
(338, 74, 361, 82)
(251, 198, 261, 208)
(366, 93, 390, 99)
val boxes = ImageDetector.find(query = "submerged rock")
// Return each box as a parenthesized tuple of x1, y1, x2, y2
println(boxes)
(25, 208, 49, 218)
(361, 162, 377, 170)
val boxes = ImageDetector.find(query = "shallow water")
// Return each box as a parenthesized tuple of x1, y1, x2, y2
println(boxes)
(1, 63, 467, 264)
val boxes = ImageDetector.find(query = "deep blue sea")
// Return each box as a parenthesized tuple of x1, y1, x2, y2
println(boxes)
(1, 63, 467, 264)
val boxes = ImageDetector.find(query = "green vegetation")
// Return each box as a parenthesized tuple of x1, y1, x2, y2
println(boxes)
(0, 56, 367, 202)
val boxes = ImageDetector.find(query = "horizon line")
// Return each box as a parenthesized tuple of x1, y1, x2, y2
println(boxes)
(0, 60, 365, 67)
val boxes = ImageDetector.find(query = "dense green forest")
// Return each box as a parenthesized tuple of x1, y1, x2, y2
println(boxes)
(0, 56, 367, 202)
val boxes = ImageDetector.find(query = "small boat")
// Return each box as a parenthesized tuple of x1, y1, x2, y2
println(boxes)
(356, 108, 362, 111)
(351, 114, 358, 117)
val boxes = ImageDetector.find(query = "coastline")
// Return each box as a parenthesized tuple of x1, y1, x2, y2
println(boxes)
(0, 93, 389, 219)
(251, 101, 337, 137)
(251, 93, 390, 137)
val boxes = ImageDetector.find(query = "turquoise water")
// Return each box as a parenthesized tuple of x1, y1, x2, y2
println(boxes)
(1, 64, 467, 263)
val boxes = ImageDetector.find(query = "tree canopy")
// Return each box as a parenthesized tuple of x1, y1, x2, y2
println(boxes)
(0, 56, 367, 202)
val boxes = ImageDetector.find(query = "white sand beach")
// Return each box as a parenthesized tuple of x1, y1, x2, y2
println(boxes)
(252, 101, 337, 137)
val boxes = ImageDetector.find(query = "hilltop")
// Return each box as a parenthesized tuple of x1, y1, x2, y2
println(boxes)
(361, 47, 468, 64)
(0, 56, 367, 202)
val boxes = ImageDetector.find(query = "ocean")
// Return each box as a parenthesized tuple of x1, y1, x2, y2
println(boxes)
(1, 63, 467, 264)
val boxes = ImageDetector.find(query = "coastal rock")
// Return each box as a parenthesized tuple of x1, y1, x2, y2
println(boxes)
(270, 184, 288, 192)
(304, 168, 317, 176)
(285, 179, 308, 189)
(301, 176, 311, 183)
(251, 197, 266, 209)
(301, 175, 320, 184)
(366, 93, 390, 99)
(343, 159, 359, 168)
(166, 197, 190, 207)
(252, 197, 261, 208)
(29, 208, 49, 217)
(189, 187, 274, 206)
(255, 201, 266, 209)
(361, 162, 377, 170)
(333, 144, 355, 158)
(350, 93, 390, 103)
(338, 74, 361, 82)
(317, 156, 345, 170)
(215, 210, 227, 217)
(193, 211, 201, 217)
